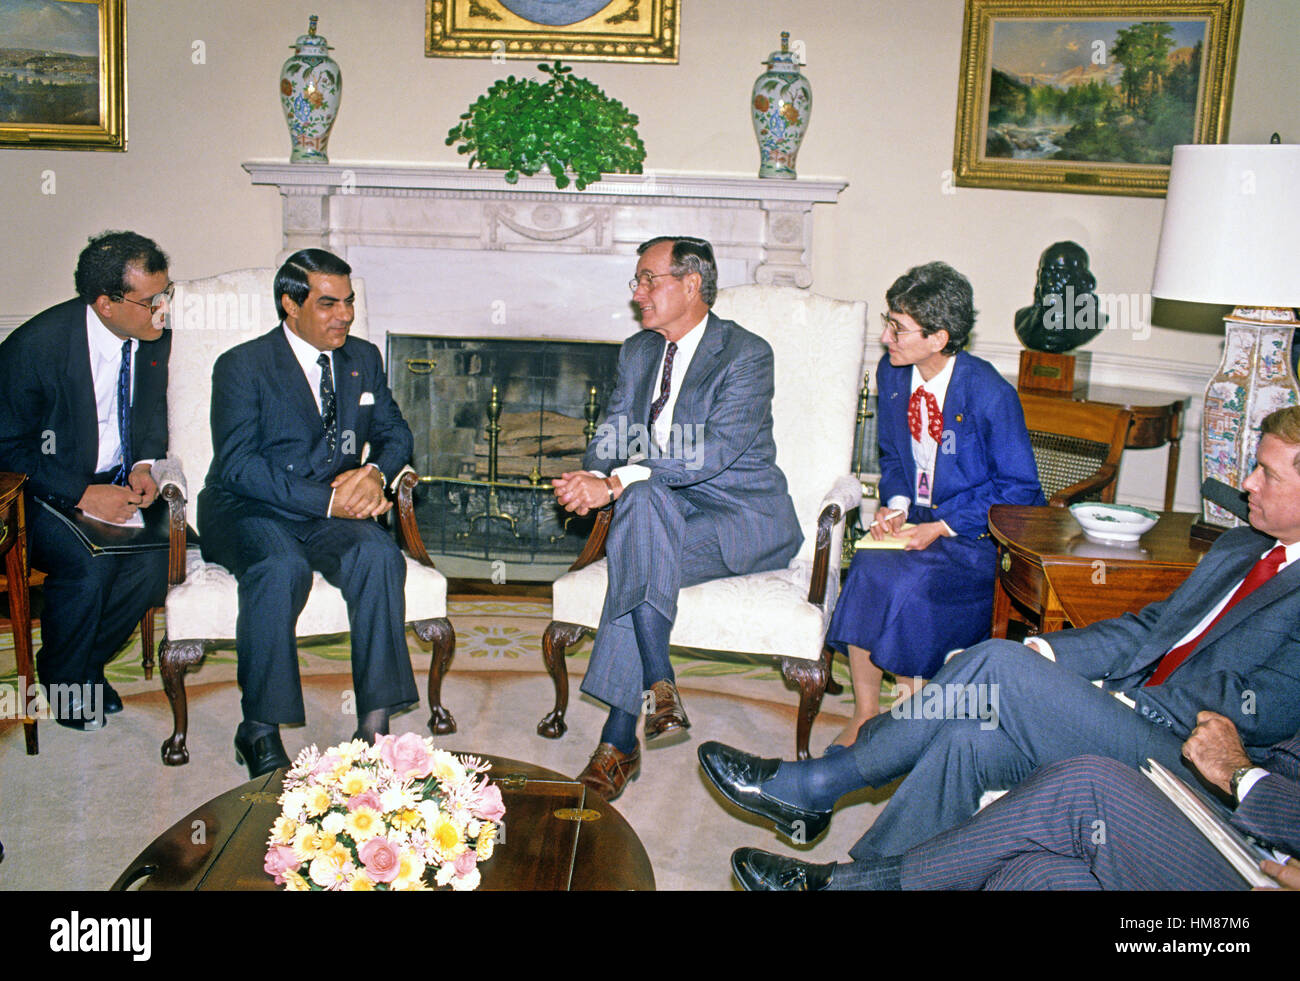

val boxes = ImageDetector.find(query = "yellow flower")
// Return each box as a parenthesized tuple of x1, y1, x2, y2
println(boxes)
(269, 815, 297, 845)
(429, 750, 465, 785)
(283, 869, 310, 891)
(393, 852, 427, 890)
(292, 825, 319, 863)
(306, 787, 332, 817)
(430, 814, 465, 858)
(349, 874, 375, 891)
(315, 831, 338, 853)
(389, 807, 422, 832)
(476, 824, 496, 860)
(344, 806, 383, 842)
(338, 769, 371, 797)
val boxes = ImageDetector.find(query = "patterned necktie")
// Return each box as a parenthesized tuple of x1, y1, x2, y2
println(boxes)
(113, 339, 133, 485)
(908, 386, 943, 443)
(1145, 545, 1287, 687)
(318, 352, 337, 455)
(648, 341, 678, 426)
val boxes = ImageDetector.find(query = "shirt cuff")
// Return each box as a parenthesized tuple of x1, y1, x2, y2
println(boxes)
(1024, 637, 1055, 662)
(939, 520, 956, 537)
(613, 464, 650, 487)
(886, 495, 911, 515)
(326, 486, 336, 518)
(1236, 767, 1269, 802)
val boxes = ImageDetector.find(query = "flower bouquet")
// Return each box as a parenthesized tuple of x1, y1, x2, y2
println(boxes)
(263, 733, 506, 891)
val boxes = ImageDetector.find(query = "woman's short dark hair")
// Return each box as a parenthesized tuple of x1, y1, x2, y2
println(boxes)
(637, 236, 718, 306)
(885, 261, 976, 355)
(74, 231, 168, 303)
(274, 249, 352, 320)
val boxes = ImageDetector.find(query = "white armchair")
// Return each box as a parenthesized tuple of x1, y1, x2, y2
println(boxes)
(541, 285, 868, 759)
(155, 268, 454, 766)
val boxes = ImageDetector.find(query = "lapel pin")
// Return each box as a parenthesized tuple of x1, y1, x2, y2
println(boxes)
(351, 371, 358, 377)
(956, 413, 963, 422)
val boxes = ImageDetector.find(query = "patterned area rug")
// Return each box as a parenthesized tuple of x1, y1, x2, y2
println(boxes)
(1, 597, 901, 715)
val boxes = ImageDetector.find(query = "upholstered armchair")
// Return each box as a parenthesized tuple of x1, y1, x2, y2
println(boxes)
(155, 268, 455, 766)
(540, 285, 868, 760)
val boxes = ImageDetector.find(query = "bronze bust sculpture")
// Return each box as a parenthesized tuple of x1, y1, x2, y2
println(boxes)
(1014, 241, 1107, 353)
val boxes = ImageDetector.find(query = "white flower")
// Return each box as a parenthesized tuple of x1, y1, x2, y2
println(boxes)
(450, 867, 481, 891)
(321, 812, 346, 835)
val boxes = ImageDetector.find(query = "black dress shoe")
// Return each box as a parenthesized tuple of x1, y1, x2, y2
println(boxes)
(98, 678, 123, 714)
(49, 684, 106, 731)
(698, 741, 832, 842)
(731, 847, 835, 891)
(234, 729, 291, 779)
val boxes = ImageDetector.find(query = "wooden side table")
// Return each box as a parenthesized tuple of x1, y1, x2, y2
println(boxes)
(0, 473, 37, 755)
(989, 505, 1208, 637)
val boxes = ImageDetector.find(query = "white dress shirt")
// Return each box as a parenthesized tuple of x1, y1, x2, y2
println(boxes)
(886, 356, 956, 536)
(86, 305, 139, 474)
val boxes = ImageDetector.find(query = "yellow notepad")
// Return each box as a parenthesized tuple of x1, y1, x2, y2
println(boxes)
(854, 524, 917, 550)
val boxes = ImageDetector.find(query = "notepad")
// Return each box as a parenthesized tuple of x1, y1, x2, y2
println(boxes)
(853, 524, 917, 550)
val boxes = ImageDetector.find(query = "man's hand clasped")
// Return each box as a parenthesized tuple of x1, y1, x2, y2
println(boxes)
(77, 463, 158, 523)
(330, 465, 391, 519)
(553, 471, 620, 516)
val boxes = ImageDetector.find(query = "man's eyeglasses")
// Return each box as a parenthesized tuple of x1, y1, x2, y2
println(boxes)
(628, 270, 681, 293)
(113, 282, 175, 313)
(880, 312, 924, 338)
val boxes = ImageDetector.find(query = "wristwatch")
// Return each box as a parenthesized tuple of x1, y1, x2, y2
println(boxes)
(1229, 764, 1255, 799)
(368, 464, 387, 490)
(603, 476, 616, 505)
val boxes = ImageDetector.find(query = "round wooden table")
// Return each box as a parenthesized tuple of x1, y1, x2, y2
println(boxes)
(112, 753, 655, 890)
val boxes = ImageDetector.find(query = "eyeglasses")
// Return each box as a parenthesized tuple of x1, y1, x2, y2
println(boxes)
(628, 270, 681, 293)
(880, 312, 924, 338)
(113, 282, 175, 313)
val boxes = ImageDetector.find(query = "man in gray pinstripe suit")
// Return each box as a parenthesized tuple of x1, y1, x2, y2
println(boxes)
(553, 236, 802, 799)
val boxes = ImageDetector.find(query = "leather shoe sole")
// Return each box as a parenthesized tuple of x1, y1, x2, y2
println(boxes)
(698, 741, 832, 842)
(731, 847, 834, 891)
(577, 742, 641, 801)
(234, 730, 291, 779)
(644, 680, 690, 744)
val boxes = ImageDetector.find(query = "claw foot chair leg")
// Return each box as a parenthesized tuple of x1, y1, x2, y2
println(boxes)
(415, 617, 457, 735)
(539, 621, 587, 738)
(160, 637, 207, 766)
(782, 651, 830, 761)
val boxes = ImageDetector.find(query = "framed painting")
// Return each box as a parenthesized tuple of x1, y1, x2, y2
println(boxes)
(953, 0, 1242, 196)
(0, 0, 124, 151)
(426, 0, 679, 63)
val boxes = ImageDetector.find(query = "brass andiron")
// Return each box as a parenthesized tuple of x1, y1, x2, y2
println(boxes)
(460, 385, 522, 539)
(854, 368, 872, 476)
(583, 385, 600, 445)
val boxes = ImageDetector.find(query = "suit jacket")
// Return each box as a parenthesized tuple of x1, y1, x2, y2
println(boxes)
(583, 312, 802, 573)
(1048, 526, 1300, 754)
(1235, 734, 1300, 857)
(876, 350, 1043, 538)
(199, 326, 412, 523)
(0, 298, 169, 511)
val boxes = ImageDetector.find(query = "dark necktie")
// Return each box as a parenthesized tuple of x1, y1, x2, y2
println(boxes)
(648, 341, 678, 426)
(113, 339, 133, 485)
(1145, 545, 1287, 686)
(318, 352, 337, 455)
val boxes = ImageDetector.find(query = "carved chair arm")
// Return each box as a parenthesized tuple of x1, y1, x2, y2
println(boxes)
(1049, 465, 1118, 507)
(807, 474, 863, 606)
(395, 470, 436, 568)
(161, 482, 188, 585)
(569, 508, 612, 571)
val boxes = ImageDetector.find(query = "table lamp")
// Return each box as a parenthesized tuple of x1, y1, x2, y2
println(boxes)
(1150, 142, 1300, 526)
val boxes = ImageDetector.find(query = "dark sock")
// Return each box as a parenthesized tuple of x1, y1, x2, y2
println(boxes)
(600, 707, 639, 755)
(237, 719, 277, 742)
(632, 603, 674, 689)
(355, 708, 389, 743)
(825, 855, 904, 890)
(761, 753, 865, 811)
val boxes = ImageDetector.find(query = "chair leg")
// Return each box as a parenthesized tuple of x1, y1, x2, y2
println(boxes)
(140, 607, 158, 680)
(538, 621, 588, 739)
(781, 650, 831, 761)
(413, 617, 456, 736)
(159, 636, 207, 766)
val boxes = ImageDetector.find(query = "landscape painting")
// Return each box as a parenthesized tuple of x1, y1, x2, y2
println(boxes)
(0, 0, 124, 150)
(953, 1, 1241, 197)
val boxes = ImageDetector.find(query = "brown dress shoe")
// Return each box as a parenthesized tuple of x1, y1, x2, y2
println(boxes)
(577, 742, 641, 800)
(644, 679, 690, 741)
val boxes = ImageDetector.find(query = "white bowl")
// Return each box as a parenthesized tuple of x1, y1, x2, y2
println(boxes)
(1069, 503, 1159, 545)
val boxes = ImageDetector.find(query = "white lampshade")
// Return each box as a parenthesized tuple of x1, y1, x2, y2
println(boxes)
(1151, 144, 1300, 307)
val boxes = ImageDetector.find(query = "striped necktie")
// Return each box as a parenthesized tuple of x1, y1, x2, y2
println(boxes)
(113, 339, 133, 485)
(648, 341, 677, 425)
(318, 352, 337, 455)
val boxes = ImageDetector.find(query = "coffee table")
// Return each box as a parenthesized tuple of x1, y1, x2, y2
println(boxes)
(112, 753, 654, 890)
(989, 505, 1208, 636)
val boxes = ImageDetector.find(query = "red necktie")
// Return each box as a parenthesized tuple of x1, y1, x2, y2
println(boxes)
(648, 341, 677, 425)
(908, 386, 943, 443)
(1145, 545, 1287, 687)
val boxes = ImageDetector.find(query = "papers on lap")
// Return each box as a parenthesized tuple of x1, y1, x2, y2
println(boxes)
(854, 524, 917, 550)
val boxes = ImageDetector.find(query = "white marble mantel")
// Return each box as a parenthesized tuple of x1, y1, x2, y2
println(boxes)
(243, 160, 847, 290)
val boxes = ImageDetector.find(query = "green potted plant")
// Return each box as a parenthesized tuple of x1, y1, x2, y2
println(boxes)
(446, 61, 646, 190)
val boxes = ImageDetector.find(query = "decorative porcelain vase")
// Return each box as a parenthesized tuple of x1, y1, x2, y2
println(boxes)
(751, 31, 811, 180)
(279, 15, 341, 163)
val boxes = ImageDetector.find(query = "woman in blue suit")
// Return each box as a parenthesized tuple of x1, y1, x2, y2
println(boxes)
(826, 262, 1043, 749)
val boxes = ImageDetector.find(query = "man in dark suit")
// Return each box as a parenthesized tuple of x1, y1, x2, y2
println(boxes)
(198, 249, 417, 777)
(553, 236, 803, 799)
(700, 405, 1300, 858)
(0, 231, 172, 730)
(731, 712, 1300, 890)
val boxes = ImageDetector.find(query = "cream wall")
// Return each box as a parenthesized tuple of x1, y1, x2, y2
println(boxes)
(2, 0, 1297, 505)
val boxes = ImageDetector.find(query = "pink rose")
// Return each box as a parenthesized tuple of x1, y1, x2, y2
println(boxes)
(379, 732, 434, 780)
(311, 752, 341, 778)
(347, 789, 382, 812)
(454, 850, 478, 876)
(471, 782, 506, 822)
(264, 844, 299, 885)
(358, 837, 401, 883)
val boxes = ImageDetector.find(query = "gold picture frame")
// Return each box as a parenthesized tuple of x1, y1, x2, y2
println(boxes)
(953, 0, 1241, 197)
(426, 0, 679, 63)
(0, 0, 125, 151)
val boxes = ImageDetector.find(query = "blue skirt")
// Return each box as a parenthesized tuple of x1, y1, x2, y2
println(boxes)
(825, 533, 998, 679)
